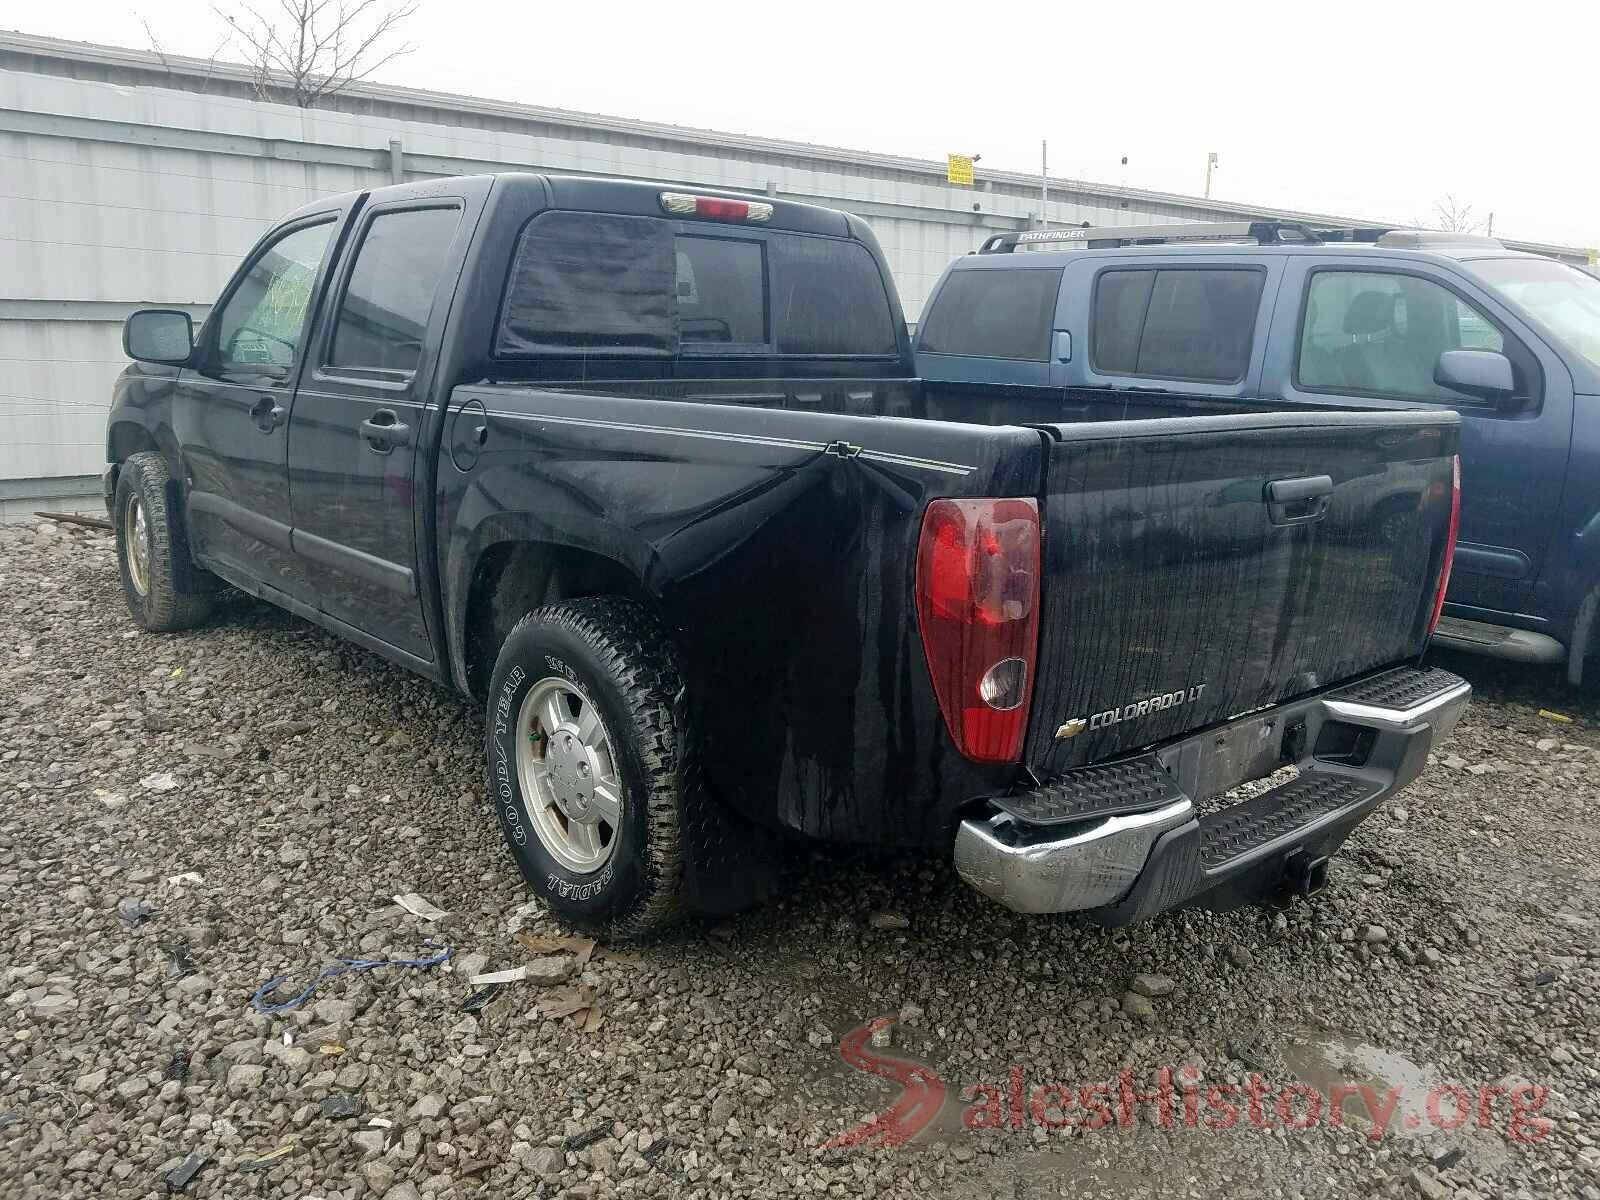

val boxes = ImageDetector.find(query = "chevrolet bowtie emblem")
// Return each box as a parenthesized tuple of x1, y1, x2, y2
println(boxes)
(1054, 718, 1087, 740)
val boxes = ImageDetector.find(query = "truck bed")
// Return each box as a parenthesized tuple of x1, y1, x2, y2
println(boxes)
(443, 374, 1457, 839)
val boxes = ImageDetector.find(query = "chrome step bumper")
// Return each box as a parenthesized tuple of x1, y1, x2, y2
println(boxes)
(954, 666, 1470, 919)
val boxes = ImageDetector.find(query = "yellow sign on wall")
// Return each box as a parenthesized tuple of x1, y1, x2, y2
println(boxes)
(947, 154, 974, 187)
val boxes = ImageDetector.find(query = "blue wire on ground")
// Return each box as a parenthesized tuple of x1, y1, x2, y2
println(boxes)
(251, 947, 453, 1015)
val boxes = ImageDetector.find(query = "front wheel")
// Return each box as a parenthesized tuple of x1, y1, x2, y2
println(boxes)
(113, 452, 215, 632)
(485, 598, 686, 940)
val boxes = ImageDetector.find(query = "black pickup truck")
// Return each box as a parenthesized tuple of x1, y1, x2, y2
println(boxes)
(106, 173, 1470, 939)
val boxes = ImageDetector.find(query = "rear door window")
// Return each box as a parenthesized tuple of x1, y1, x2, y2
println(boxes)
(1088, 270, 1153, 374)
(917, 268, 1062, 361)
(329, 206, 461, 374)
(1091, 267, 1264, 383)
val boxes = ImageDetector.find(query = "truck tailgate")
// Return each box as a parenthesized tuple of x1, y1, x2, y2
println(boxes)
(1025, 410, 1458, 778)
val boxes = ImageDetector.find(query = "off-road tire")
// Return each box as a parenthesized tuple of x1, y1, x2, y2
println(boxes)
(113, 452, 215, 632)
(485, 598, 686, 940)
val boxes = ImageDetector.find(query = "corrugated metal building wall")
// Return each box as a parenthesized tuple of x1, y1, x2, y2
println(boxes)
(0, 31, 1588, 518)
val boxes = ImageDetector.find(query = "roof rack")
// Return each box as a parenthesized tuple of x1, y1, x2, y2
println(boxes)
(979, 220, 1332, 254)
(979, 221, 1504, 255)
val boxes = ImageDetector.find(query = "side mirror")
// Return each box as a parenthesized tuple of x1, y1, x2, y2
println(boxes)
(124, 309, 194, 365)
(1435, 349, 1515, 402)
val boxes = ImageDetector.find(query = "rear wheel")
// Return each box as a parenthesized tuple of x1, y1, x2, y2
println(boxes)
(113, 452, 214, 632)
(485, 598, 686, 940)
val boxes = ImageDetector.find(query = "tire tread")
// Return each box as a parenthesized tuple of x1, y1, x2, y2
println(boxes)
(116, 452, 214, 632)
(500, 598, 686, 940)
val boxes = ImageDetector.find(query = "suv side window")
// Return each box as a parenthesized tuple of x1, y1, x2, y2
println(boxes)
(1090, 267, 1264, 383)
(918, 268, 1061, 361)
(330, 206, 462, 374)
(1297, 270, 1514, 404)
(213, 221, 334, 375)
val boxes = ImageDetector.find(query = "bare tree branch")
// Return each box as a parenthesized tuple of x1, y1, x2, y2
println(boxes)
(211, 0, 415, 107)
(142, 14, 234, 95)
(140, 17, 173, 72)
(1430, 194, 1485, 235)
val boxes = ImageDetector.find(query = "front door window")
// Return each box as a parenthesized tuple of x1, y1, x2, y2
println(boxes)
(213, 222, 334, 376)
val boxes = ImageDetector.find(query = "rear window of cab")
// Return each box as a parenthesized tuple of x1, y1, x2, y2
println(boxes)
(495, 211, 898, 358)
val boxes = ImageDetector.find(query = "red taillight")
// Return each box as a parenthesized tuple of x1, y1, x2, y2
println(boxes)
(1427, 455, 1461, 637)
(658, 192, 774, 223)
(915, 498, 1041, 763)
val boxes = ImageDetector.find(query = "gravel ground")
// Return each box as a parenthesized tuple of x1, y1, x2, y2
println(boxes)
(2, 520, 1597, 1200)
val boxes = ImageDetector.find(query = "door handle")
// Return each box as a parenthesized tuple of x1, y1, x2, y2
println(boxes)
(1264, 474, 1333, 526)
(250, 395, 285, 433)
(360, 409, 412, 453)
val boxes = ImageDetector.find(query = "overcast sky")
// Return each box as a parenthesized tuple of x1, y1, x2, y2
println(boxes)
(15, 0, 1600, 249)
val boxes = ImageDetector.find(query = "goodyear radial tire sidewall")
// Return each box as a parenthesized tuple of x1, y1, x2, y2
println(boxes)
(486, 622, 654, 928)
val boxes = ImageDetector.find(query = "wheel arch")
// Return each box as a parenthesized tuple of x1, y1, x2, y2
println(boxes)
(106, 420, 160, 465)
(459, 537, 661, 700)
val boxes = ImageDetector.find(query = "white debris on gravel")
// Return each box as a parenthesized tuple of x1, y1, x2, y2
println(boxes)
(392, 892, 449, 921)
(1, 521, 1597, 1200)
(467, 966, 528, 986)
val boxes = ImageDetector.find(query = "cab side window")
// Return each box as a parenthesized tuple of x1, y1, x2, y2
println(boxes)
(1297, 270, 1519, 404)
(213, 221, 334, 376)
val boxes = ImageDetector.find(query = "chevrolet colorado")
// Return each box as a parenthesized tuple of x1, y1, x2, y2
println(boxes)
(105, 174, 1469, 938)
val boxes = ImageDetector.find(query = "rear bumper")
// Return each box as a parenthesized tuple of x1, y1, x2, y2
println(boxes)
(953, 666, 1469, 921)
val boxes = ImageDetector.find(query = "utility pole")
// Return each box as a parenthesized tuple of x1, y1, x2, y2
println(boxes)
(1487, 211, 1495, 237)
(1205, 151, 1219, 199)
(1041, 139, 1049, 230)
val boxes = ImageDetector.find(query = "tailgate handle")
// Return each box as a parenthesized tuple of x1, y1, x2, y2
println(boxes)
(1264, 474, 1333, 525)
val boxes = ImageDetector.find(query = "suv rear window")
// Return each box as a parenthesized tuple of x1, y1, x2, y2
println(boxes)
(1090, 267, 1264, 383)
(496, 212, 896, 358)
(917, 268, 1061, 361)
